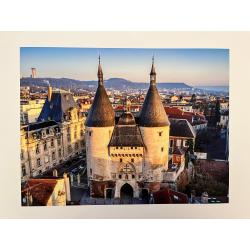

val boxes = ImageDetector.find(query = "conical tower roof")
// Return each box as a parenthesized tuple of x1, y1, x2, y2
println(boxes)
(85, 57, 115, 127)
(139, 58, 170, 127)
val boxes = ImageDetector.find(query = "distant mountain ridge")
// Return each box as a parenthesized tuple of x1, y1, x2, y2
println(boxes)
(20, 77, 192, 90)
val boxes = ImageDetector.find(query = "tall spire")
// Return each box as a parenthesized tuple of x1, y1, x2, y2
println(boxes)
(85, 56, 115, 127)
(150, 55, 156, 85)
(139, 57, 169, 127)
(97, 55, 103, 86)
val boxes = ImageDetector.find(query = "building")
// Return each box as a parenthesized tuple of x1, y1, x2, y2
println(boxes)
(21, 174, 71, 206)
(153, 187, 189, 204)
(20, 86, 86, 182)
(31, 67, 37, 78)
(85, 57, 184, 199)
(165, 106, 207, 131)
(219, 110, 229, 129)
(169, 118, 196, 152)
(20, 99, 45, 124)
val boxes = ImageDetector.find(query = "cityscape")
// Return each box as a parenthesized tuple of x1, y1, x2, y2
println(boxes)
(20, 48, 229, 206)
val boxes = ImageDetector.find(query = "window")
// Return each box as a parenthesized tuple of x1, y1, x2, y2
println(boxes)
(184, 140, 189, 147)
(51, 139, 54, 147)
(131, 147, 133, 149)
(125, 174, 128, 180)
(132, 174, 135, 179)
(116, 146, 118, 149)
(119, 174, 122, 179)
(75, 142, 79, 150)
(120, 158, 123, 163)
(80, 130, 84, 137)
(58, 149, 62, 157)
(57, 138, 61, 146)
(67, 127, 70, 134)
(20, 151, 24, 160)
(68, 145, 72, 154)
(135, 147, 137, 149)
(159, 131, 163, 136)
(161, 147, 164, 152)
(80, 140, 84, 147)
(21, 164, 26, 177)
(131, 158, 134, 163)
(44, 155, 49, 163)
(67, 134, 71, 142)
(120, 146, 123, 149)
(36, 145, 40, 154)
(74, 131, 77, 139)
(89, 131, 92, 136)
(44, 142, 47, 151)
(90, 168, 92, 175)
(170, 140, 173, 147)
(112, 174, 116, 179)
(37, 158, 41, 167)
(52, 152, 55, 160)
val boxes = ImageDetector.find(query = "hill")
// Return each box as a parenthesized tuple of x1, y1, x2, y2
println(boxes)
(20, 77, 192, 90)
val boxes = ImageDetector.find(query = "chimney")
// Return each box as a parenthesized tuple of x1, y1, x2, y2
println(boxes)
(52, 169, 58, 177)
(48, 85, 52, 102)
(63, 173, 71, 202)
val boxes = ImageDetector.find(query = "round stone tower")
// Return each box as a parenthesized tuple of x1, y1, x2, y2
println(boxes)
(139, 57, 170, 182)
(85, 56, 115, 184)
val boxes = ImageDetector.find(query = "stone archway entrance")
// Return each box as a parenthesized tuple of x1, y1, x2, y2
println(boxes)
(120, 183, 134, 199)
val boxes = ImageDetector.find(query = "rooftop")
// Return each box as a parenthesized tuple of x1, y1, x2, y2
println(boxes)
(169, 118, 196, 138)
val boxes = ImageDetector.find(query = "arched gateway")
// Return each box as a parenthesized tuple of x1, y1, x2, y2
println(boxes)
(120, 183, 134, 199)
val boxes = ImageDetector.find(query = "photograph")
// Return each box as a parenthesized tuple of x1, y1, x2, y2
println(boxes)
(20, 47, 229, 206)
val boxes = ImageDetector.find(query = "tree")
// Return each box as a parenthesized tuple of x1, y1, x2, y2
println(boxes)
(215, 99, 221, 126)
(191, 94, 196, 103)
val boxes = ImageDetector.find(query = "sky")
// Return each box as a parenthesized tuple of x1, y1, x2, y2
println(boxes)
(20, 48, 229, 86)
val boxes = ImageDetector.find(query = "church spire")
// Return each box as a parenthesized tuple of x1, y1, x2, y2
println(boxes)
(150, 55, 156, 85)
(97, 55, 103, 86)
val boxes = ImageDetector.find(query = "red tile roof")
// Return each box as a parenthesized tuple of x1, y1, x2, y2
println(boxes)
(23, 179, 58, 206)
(153, 187, 189, 204)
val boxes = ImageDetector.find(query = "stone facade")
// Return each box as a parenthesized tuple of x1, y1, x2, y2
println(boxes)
(86, 58, 176, 199)
(20, 89, 86, 182)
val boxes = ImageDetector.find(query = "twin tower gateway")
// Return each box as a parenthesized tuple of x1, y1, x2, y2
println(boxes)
(85, 58, 170, 199)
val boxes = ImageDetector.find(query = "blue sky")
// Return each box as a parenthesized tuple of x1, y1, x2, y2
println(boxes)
(20, 47, 229, 86)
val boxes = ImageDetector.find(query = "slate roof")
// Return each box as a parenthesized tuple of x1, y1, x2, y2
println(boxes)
(85, 84, 115, 127)
(109, 123, 144, 147)
(38, 91, 77, 122)
(169, 118, 196, 138)
(118, 112, 136, 125)
(139, 84, 170, 127)
(24, 120, 59, 131)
